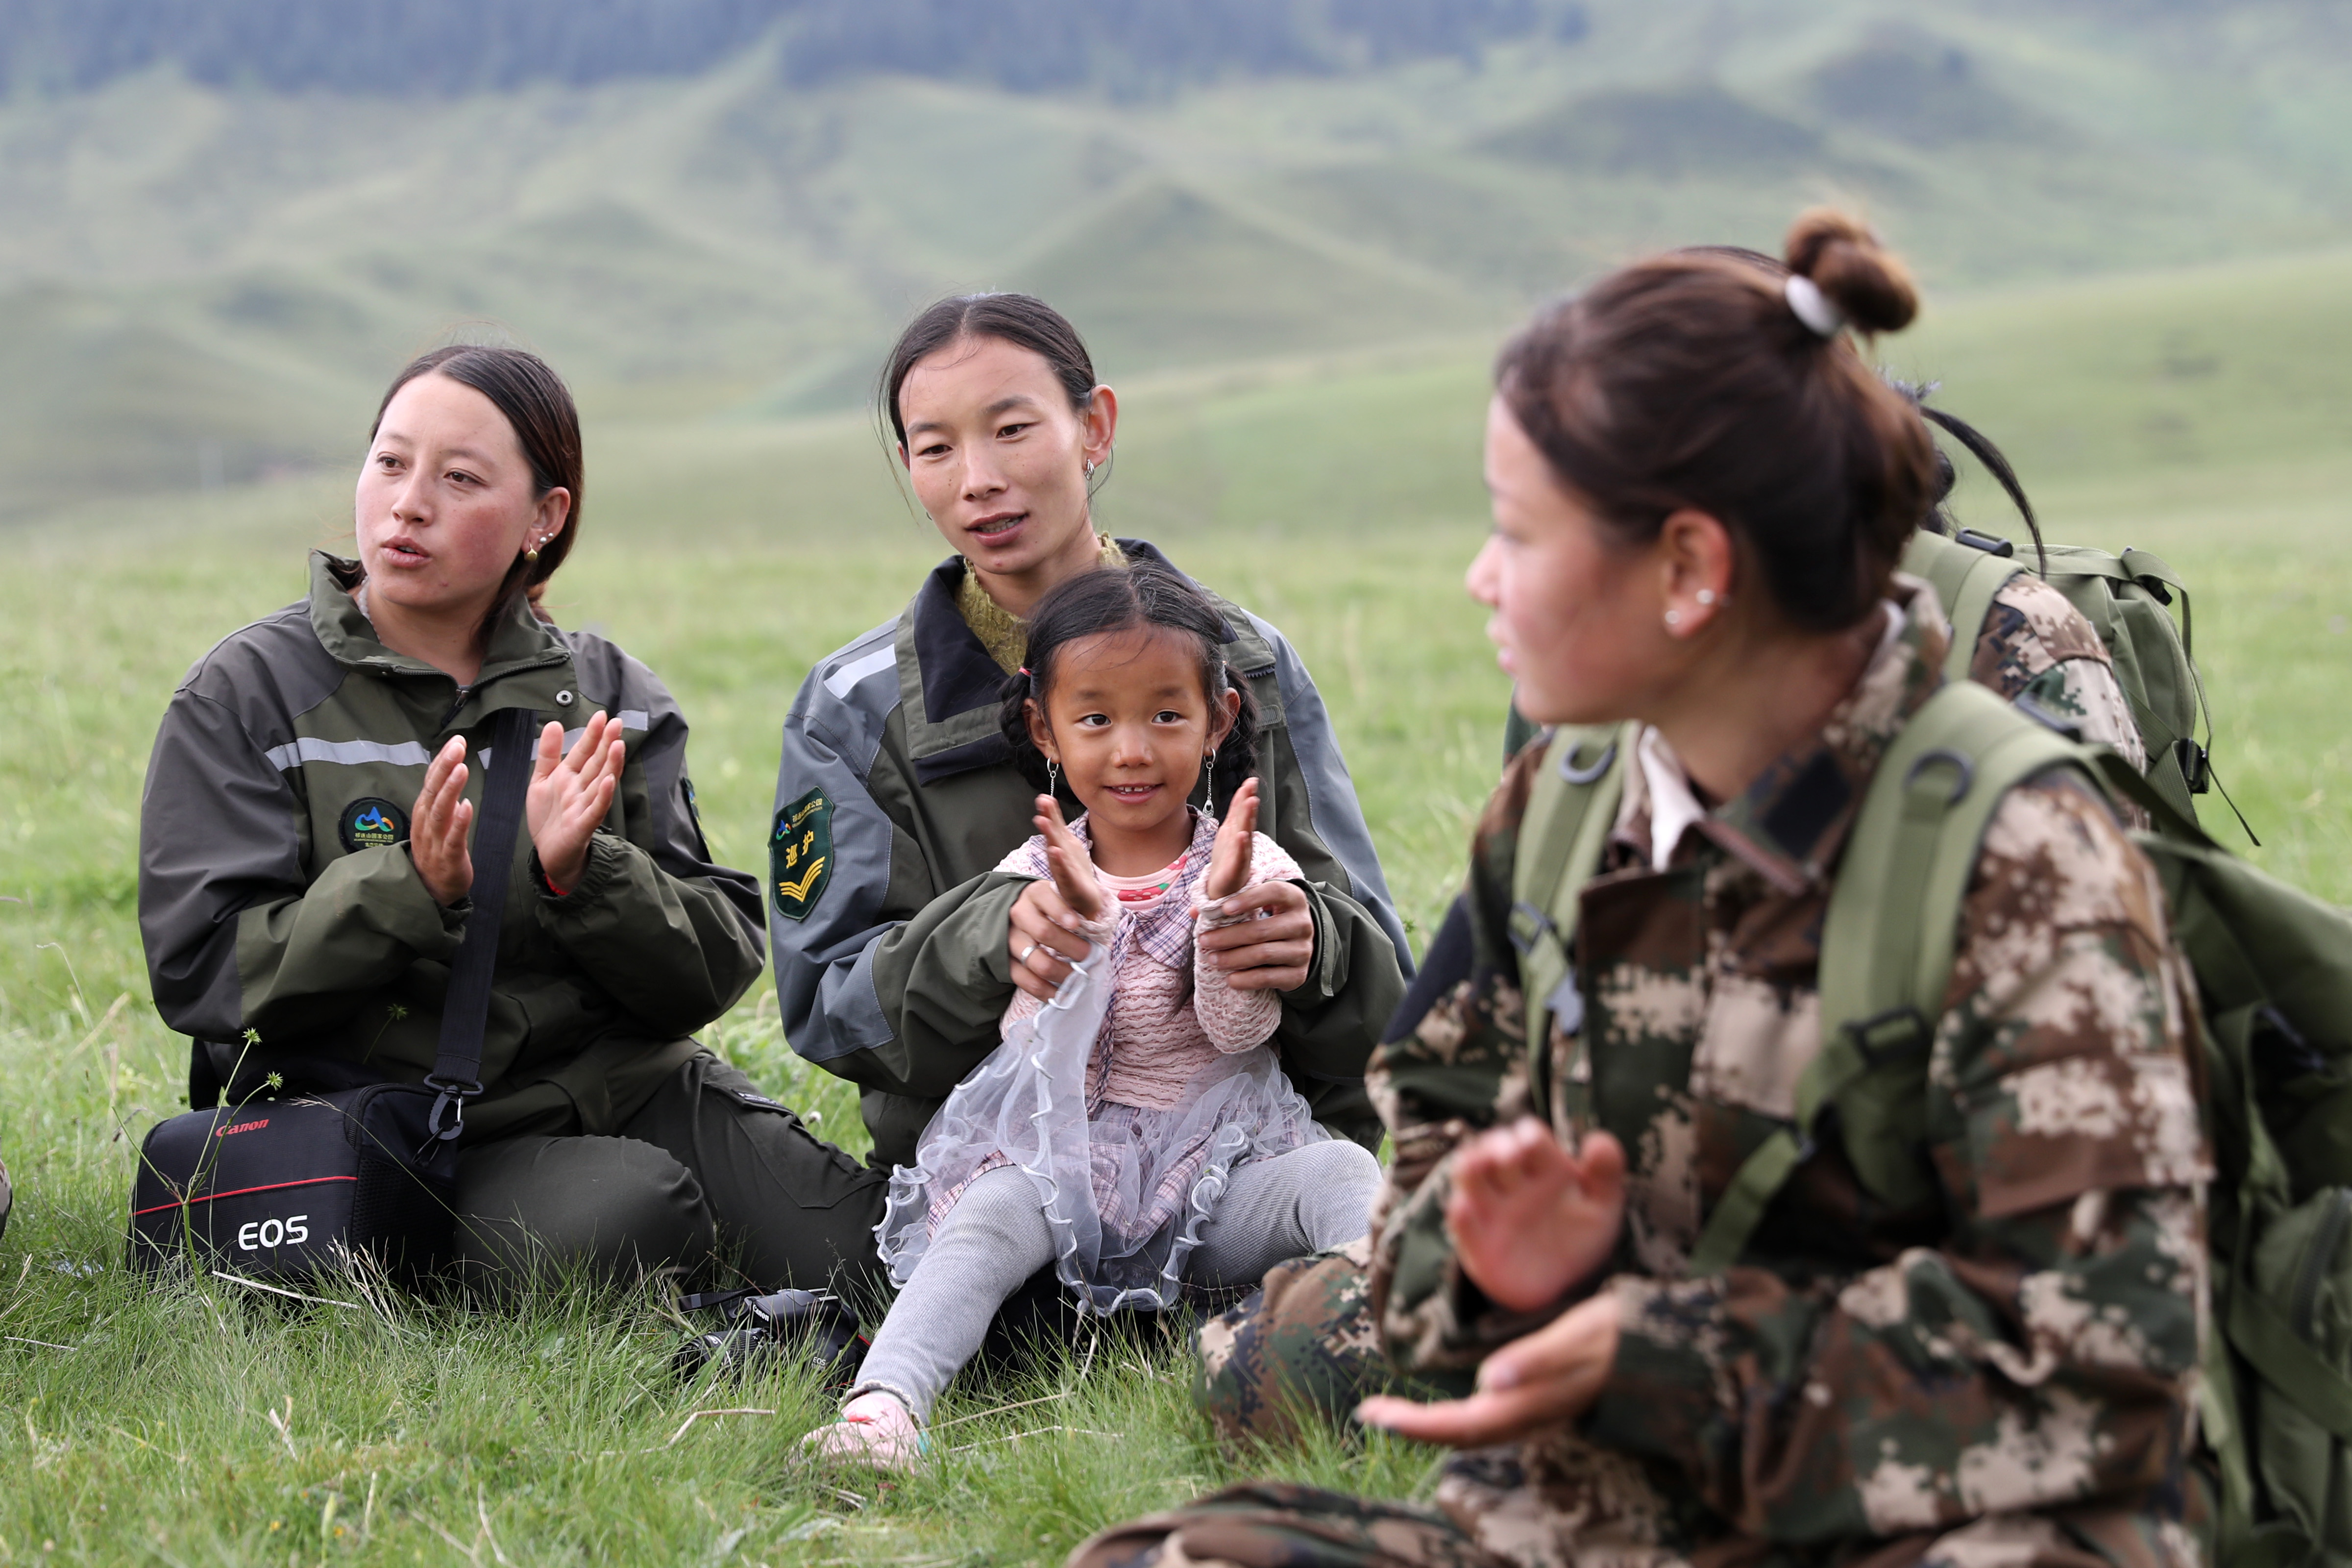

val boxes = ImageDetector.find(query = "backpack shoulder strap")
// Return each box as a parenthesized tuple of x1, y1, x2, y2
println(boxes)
(1688, 683, 2094, 1273)
(1901, 530, 2026, 684)
(1507, 724, 1635, 1110)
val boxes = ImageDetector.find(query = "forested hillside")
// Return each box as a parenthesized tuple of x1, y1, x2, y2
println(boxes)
(0, 0, 2349, 516)
(0, 0, 1583, 97)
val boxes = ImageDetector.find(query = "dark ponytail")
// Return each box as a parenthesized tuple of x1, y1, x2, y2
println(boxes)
(1899, 389, 2049, 577)
(1495, 207, 1936, 633)
(998, 563, 1260, 815)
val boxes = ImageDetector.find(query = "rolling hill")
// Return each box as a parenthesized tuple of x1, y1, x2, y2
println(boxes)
(1, 0, 2350, 517)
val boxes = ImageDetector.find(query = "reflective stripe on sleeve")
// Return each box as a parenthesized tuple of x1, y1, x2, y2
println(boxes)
(822, 647, 897, 700)
(262, 710, 647, 773)
(262, 737, 434, 771)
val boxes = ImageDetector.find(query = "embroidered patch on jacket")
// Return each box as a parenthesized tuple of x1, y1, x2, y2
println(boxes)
(338, 797, 410, 853)
(771, 789, 833, 922)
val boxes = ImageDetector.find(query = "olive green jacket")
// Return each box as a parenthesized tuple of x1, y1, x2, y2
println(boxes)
(769, 542, 1411, 1168)
(138, 553, 765, 1140)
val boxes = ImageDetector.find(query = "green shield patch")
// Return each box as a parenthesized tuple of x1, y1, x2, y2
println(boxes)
(771, 788, 834, 922)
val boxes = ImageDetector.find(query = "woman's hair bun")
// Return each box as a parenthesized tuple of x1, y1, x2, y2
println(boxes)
(1784, 207, 1918, 336)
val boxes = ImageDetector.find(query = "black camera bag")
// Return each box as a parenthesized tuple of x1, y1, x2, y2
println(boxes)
(128, 706, 537, 1283)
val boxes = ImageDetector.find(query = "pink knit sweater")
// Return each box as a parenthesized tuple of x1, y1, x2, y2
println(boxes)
(998, 815, 1300, 1112)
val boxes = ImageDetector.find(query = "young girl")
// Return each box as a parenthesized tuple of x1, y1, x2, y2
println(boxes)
(809, 564, 1383, 1466)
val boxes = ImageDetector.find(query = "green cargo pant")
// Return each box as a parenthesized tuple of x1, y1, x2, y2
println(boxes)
(451, 1052, 887, 1296)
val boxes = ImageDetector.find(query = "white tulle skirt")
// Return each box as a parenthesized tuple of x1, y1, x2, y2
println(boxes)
(874, 949, 1326, 1315)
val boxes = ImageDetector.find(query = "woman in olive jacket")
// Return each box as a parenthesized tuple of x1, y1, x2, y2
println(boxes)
(138, 346, 882, 1292)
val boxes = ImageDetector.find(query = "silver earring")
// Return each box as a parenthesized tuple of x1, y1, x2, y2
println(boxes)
(1046, 760, 1059, 797)
(1083, 461, 1097, 480)
(1665, 609, 1683, 629)
(1695, 589, 1718, 607)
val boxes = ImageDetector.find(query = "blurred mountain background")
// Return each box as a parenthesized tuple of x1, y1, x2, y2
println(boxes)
(1, 0, 2349, 518)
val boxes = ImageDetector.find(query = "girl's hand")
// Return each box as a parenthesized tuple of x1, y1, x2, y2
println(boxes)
(1006, 795, 1103, 1001)
(1200, 777, 1259, 904)
(1034, 793, 1106, 924)
(528, 711, 625, 894)
(410, 735, 474, 906)
(1446, 1120, 1625, 1313)
(1355, 1292, 1620, 1448)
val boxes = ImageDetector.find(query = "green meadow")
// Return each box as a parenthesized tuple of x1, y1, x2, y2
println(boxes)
(5, 243, 2352, 1561)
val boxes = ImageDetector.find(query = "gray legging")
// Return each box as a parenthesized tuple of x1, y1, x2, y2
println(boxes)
(853, 1139, 1382, 1421)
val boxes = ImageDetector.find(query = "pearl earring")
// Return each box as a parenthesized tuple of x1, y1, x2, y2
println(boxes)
(1696, 589, 1718, 607)
(1665, 609, 1683, 629)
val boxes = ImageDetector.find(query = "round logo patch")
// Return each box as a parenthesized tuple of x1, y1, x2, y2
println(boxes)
(339, 796, 410, 853)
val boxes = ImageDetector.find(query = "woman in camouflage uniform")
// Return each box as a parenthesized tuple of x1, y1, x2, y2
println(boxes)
(1077, 212, 2207, 1568)
(1195, 273, 2152, 1456)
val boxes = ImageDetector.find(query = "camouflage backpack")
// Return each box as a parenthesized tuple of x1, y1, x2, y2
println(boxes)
(1511, 691, 2352, 1567)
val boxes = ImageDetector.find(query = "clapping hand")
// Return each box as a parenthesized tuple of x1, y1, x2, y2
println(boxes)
(1035, 793, 1106, 924)
(410, 735, 475, 907)
(1356, 1293, 1622, 1448)
(1200, 776, 1259, 904)
(1008, 794, 1102, 999)
(1446, 1119, 1625, 1313)
(1354, 1120, 1628, 1448)
(528, 710, 626, 893)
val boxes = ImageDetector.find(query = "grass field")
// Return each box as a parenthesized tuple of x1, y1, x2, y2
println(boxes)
(5, 250, 2352, 1562)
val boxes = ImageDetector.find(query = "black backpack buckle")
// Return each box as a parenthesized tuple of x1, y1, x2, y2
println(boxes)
(1954, 528, 2014, 557)
(2175, 738, 2211, 795)
(1507, 901, 1555, 957)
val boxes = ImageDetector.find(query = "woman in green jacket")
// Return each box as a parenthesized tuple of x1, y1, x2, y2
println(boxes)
(769, 294, 1410, 1174)
(138, 345, 882, 1293)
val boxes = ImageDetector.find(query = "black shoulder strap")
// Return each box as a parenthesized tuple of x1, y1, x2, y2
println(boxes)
(426, 705, 538, 1141)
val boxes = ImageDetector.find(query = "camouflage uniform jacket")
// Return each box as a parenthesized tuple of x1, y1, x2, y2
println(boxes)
(1969, 570, 2147, 774)
(1365, 584, 2210, 1568)
(1194, 570, 2157, 1453)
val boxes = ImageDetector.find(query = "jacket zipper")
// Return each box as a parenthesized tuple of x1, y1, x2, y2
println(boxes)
(2291, 1187, 2352, 1342)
